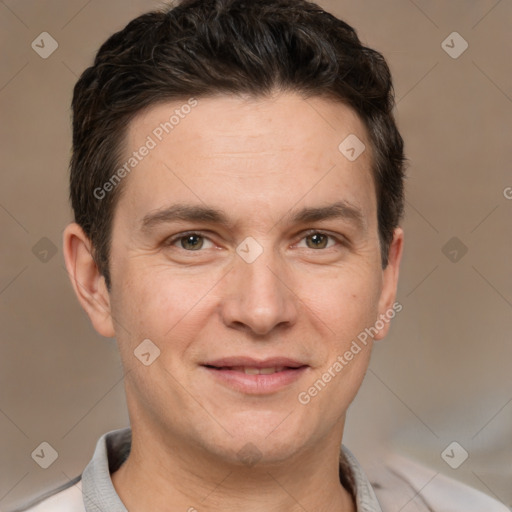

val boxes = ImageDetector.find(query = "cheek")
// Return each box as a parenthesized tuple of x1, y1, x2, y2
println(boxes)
(304, 266, 382, 337)
(110, 264, 217, 352)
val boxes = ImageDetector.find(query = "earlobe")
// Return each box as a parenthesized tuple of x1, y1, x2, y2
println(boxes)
(62, 223, 116, 338)
(374, 227, 404, 341)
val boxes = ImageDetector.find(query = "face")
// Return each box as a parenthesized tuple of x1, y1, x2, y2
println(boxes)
(71, 92, 402, 466)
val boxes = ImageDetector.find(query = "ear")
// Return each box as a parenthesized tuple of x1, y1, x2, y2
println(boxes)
(62, 223, 115, 338)
(373, 227, 404, 341)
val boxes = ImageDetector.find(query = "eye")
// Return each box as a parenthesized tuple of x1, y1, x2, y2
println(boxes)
(165, 232, 215, 251)
(296, 231, 341, 250)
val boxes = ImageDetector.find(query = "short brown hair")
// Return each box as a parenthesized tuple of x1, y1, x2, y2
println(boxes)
(70, 0, 406, 290)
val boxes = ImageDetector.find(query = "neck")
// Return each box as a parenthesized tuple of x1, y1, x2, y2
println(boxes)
(111, 424, 356, 512)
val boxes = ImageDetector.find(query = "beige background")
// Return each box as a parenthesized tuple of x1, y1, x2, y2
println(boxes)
(1, 0, 511, 510)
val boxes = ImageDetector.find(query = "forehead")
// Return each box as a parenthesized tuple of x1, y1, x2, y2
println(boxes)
(116, 93, 377, 230)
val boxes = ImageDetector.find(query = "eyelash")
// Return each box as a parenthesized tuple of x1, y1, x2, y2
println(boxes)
(164, 230, 347, 251)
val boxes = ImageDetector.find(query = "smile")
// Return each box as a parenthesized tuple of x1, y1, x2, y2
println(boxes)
(201, 359, 309, 394)
(211, 366, 290, 375)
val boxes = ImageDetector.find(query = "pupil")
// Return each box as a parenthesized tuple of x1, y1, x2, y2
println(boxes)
(309, 233, 326, 249)
(183, 235, 202, 250)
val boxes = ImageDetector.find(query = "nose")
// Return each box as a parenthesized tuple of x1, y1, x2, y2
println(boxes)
(219, 247, 299, 337)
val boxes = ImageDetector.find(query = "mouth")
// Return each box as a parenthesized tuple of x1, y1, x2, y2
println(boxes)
(205, 365, 298, 375)
(201, 357, 309, 394)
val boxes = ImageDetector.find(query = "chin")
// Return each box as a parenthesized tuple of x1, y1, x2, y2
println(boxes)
(202, 414, 311, 466)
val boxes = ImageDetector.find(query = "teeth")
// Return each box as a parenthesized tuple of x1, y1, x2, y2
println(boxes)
(220, 366, 290, 374)
(259, 366, 283, 374)
(243, 366, 285, 375)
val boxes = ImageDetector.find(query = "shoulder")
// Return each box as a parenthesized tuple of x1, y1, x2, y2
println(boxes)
(369, 453, 509, 512)
(13, 477, 85, 512)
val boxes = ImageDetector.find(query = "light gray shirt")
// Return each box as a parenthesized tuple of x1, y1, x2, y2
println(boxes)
(19, 427, 383, 511)
(18, 428, 509, 511)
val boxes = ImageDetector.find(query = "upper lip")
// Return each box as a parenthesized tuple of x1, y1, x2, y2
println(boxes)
(202, 357, 307, 369)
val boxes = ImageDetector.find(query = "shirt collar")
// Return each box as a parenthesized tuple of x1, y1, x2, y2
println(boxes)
(82, 428, 382, 512)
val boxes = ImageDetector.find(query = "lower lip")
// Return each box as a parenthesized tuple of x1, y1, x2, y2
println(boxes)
(202, 366, 308, 395)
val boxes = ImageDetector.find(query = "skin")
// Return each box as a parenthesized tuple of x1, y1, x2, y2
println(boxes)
(63, 92, 403, 511)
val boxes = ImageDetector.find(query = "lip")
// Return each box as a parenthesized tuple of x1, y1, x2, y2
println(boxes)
(203, 356, 306, 368)
(201, 356, 309, 395)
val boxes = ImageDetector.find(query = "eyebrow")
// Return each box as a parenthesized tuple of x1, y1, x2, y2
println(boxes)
(141, 204, 234, 232)
(141, 200, 366, 233)
(289, 201, 366, 230)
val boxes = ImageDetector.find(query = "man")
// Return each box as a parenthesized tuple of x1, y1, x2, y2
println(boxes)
(18, 0, 508, 511)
